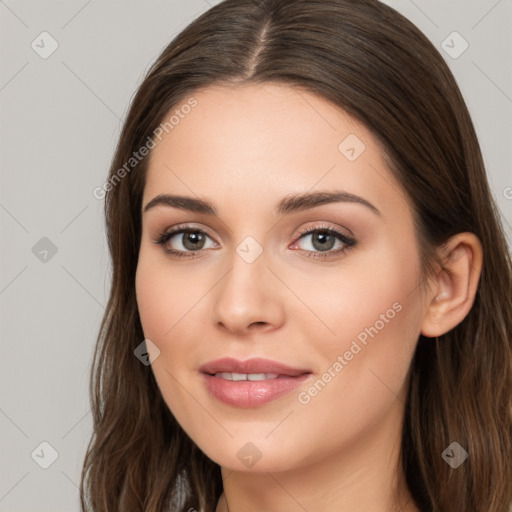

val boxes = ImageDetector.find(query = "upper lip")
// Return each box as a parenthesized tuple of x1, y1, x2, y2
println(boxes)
(199, 357, 311, 377)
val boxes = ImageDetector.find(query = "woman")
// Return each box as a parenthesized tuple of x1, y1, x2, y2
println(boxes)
(80, 0, 512, 511)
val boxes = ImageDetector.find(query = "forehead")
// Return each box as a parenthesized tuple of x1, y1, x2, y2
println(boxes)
(143, 82, 411, 219)
(148, 82, 364, 171)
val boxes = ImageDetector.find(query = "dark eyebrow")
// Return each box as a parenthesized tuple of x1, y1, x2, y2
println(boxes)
(276, 191, 380, 216)
(143, 194, 216, 215)
(143, 190, 380, 216)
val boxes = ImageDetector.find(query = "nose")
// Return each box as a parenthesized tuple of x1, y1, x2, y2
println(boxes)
(211, 248, 285, 336)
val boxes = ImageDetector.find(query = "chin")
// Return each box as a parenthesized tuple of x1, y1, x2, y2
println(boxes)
(192, 434, 315, 474)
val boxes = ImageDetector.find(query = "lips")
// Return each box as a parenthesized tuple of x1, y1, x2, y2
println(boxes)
(199, 357, 312, 408)
(199, 357, 310, 377)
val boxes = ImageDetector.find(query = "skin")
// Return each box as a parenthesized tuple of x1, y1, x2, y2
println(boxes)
(135, 82, 482, 512)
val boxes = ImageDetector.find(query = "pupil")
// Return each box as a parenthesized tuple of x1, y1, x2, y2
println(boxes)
(312, 232, 335, 251)
(183, 232, 205, 250)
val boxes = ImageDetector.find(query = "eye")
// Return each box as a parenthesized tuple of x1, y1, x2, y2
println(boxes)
(291, 225, 356, 259)
(154, 225, 218, 257)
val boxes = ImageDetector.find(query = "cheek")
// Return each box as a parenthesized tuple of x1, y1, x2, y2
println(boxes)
(135, 251, 212, 405)
(135, 256, 201, 427)
(135, 259, 169, 342)
(135, 250, 204, 341)
(287, 238, 422, 357)
(289, 248, 423, 441)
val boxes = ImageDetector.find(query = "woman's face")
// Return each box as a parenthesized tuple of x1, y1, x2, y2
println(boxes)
(136, 82, 427, 473)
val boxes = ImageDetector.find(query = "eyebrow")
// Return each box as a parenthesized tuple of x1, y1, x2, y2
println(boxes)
(143, 190, 381, 216)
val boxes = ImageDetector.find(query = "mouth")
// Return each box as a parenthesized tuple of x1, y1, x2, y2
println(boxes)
(199, 357, 312, 408)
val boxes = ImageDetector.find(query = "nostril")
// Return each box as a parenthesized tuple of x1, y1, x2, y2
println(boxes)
(248, 321, 268, 330)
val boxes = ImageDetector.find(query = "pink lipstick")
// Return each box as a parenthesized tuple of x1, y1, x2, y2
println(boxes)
(199, 357, 312, 408)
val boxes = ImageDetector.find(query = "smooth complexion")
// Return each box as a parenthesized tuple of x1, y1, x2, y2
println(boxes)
(135, 83, 482, 512)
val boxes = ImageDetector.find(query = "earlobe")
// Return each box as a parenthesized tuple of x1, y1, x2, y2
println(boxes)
(421, 232, 483, 338)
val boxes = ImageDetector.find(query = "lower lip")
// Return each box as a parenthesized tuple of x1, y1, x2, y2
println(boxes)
(202, 373, 311, 408)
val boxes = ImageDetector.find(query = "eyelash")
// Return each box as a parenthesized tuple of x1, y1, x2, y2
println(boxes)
(153, 224, 357, 260)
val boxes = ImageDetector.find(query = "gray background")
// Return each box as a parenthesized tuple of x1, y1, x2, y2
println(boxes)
(0, 1, 511, 510)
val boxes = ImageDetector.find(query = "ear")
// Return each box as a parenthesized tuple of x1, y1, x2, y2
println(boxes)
(421, 232, 483, 338)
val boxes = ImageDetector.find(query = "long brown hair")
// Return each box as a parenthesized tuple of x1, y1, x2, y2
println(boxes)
(80, 0, 512, 510)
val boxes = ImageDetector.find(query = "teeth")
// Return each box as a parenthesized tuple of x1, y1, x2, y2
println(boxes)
(214, 372, 280, 381)
(248, 373, 279, 381)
